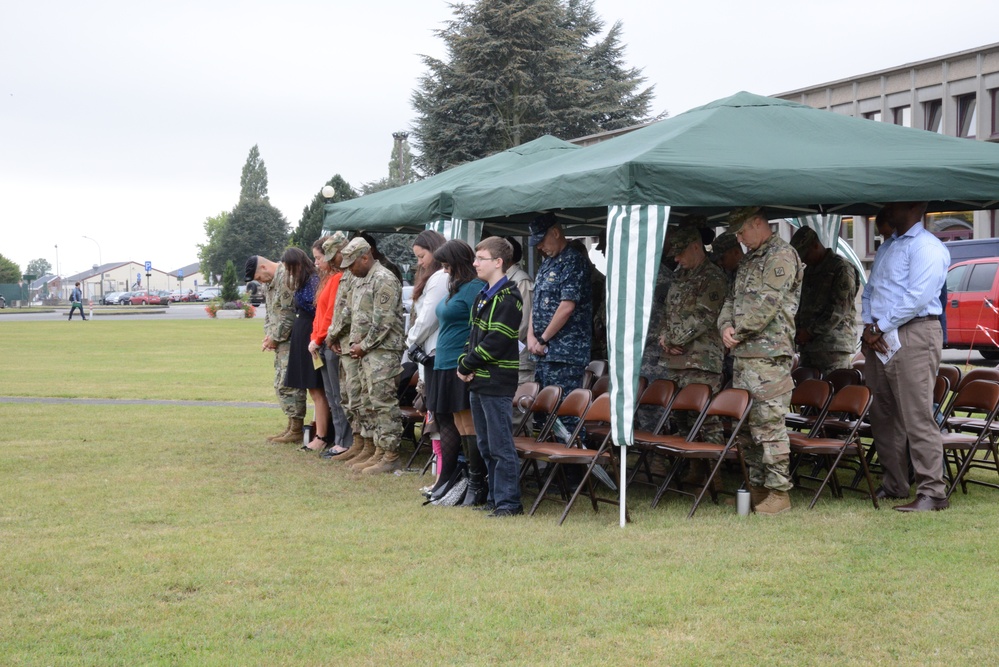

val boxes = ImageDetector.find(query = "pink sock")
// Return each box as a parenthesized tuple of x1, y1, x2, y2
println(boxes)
(431, 439, 442, 475)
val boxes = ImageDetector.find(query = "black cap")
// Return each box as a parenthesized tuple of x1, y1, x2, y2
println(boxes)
(244, 256, 258, 282)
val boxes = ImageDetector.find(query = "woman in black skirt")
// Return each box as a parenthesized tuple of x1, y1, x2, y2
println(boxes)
(426, 240, 486, 504)
(281, 247, 330, 451)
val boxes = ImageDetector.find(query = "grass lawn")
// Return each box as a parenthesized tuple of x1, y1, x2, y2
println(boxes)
(2, 321, 998, 665)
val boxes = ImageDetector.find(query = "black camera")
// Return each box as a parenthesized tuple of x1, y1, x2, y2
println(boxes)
(407, 344, 433, 367)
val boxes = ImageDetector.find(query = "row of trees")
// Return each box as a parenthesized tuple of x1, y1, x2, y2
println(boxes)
(0, 255, 52, 283)
(199, 0, 654, 280)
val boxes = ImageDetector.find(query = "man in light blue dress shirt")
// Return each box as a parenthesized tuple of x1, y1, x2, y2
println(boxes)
(861, 202, 950, 511)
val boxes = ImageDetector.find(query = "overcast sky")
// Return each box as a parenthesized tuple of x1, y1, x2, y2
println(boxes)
(2, 0, 997, 277)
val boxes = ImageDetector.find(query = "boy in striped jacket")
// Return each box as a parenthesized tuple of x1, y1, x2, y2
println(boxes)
(457, 236, 524, 517)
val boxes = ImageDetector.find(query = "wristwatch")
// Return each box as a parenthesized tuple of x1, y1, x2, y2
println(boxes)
(868, 323, 881, 336)
(538, 335, 548, 346)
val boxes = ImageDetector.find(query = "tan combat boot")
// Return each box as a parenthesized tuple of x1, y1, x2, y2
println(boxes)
(348, 438, 377, 470)
(754, 489, 791, 515)
(749, 485, 770, 507)
(362, 449, 400, 475)
(266, 417, 291, 442)
(355, 447, 385, 473)
(331, 436, 362, 463)
(271, 418, 304, 444)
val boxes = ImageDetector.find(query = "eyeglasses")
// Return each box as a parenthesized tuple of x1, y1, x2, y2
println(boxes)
(473, 255, 500, 264)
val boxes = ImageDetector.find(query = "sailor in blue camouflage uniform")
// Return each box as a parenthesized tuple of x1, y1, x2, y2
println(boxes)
(526, 213, 593, 441)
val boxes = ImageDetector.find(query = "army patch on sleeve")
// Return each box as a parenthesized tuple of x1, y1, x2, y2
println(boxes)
(379, 293, 390, 305)
(774, 267, 785, 277)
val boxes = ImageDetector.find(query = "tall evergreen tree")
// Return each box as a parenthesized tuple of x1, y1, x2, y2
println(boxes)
(221, 260, 240, 302)
(290, 175, 357, 251)
(239, 144, 269, 201)
(198, 145, 288, 278)
(411, 0, 653, 175)
(214, 198, 289, 279)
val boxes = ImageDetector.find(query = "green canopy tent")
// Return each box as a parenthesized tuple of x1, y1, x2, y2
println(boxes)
(322, 135, 580, 236)
(446, 91, 999, 526)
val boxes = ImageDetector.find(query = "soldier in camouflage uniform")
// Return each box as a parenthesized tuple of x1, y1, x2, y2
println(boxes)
(718, 207, 802, 515)
(657, 224, 728, 485)
(326, 264, 366, 464)
(710, 231, 744, 391)
(526, 214, 593, 442)
(790, 226, 860, 376)
(338, 237, 406, 474)
(246, 255, 307, 443)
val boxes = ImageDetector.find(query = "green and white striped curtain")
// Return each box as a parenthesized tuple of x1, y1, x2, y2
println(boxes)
(605, 205, 670, 446)
(426, 218, 483, 243)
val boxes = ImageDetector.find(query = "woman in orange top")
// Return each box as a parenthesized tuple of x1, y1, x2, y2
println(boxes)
(306, 232, 352, 453)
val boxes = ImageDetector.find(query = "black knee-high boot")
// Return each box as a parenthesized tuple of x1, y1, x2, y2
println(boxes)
(460, 435, 488, 507)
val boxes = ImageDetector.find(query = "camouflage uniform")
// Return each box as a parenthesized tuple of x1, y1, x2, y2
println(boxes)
(264, 263, 306, 420)
(327, 271, 363, 437)
(718, 233, 802, 492)
(795, 249, 860, 375)
(349, 260, 405, 453)
(659, 254, 728, 443)
(533, 243, 592, 438)
(637, 258, 674, 432)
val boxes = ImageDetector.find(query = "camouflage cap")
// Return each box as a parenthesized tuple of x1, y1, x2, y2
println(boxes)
(666, 225, 702, 257)
(789, 226, 819, 258)
(322, 231, 349, 261)
(711, 231, 740, 256)
(725, 206, 765, 233)
(339, 237, 371, 268)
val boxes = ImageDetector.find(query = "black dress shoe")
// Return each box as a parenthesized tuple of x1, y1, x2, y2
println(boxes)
(875, 486, 909, 501)
(893, 494, 949, 512)
(474, 502, 496, 512)
(487, 507, 524, 518)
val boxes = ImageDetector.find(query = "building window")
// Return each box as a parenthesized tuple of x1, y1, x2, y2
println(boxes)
(991, 210, 999, 237)
(992, 89, 999, 138)
(892, 106, 911, 127)
(863, 111, 882, 122)
(924, 100, 943, 133)
(957, 94, 977, 138)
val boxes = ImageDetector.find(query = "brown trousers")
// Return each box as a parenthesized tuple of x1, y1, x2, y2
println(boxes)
(865, 318, 946, 498)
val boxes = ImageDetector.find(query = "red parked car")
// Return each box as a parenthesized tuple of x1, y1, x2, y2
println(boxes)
(130, 290, 168, 305)
(945, 257, 999, 360)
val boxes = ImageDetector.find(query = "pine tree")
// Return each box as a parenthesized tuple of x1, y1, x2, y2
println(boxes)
(221, 260, 240, 302)
(239, 144, 269, 201)
(411, 0, 653, 175)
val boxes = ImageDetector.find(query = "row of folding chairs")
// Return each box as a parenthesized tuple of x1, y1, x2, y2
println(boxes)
(938, 367, 999, 499)
(788, 365, 999, 505)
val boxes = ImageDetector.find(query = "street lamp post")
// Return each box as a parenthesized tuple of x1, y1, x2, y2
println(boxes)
(82, 235, 103, 303)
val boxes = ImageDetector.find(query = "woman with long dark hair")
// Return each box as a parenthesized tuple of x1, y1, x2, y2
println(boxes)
(281, 246, 330, 452)
(406, 231, 449, 493)
(425, 239, 487, 505)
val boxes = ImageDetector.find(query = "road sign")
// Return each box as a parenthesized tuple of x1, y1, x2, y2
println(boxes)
(144, 261, 152, 272)
(177, 269, 184, 279)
